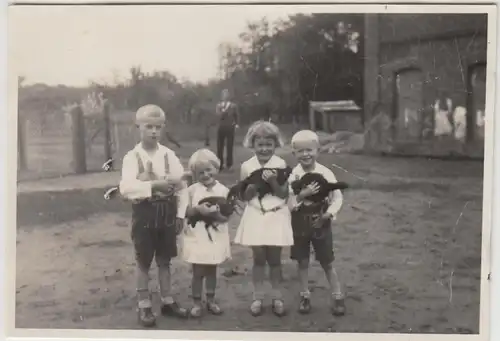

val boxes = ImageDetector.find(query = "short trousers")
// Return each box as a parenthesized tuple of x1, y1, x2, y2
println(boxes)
(131, 198, 178, 269)
(290, 202, 334, 264)
(290, 228, 334, 264)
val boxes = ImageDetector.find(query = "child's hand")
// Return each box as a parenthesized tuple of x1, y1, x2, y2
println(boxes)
(152, 180, 176, 196)
(175, 218, 184, 235)
(298, 182, 320, 200)
(164, 175, 183, 187)
(313, 212, 333, 229)
(262, 170, 277, 182)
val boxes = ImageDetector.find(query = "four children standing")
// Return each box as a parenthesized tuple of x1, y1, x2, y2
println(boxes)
(120, 105, 346, 327)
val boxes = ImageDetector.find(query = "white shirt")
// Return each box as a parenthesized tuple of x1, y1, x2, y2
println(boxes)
(287, 162, 343, 219)
(119, 143, 188, 219)
(185, 181, 229, 209)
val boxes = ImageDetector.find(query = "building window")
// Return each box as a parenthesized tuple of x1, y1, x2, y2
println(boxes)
(468, 63, 486, 141)
(393, 68, 425, 142)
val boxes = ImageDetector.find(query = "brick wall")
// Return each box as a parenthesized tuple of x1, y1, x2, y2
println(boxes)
(378, 14, 487, 44)
(364, 13, 487, 158)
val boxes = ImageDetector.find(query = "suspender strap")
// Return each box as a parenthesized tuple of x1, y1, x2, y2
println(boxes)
(135, 151, 145, 175)
(134, 148, 170, 178)
(132, 148, 177, 229)
(163, 150, 170, 174)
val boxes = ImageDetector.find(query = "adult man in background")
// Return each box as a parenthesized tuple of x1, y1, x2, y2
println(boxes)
(215, 89, 240, 171)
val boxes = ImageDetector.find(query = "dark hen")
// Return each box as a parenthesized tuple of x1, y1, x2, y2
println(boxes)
(227, 166, 293, 203)
(290, 172, 349, 204)
(187, 195, 235, 242)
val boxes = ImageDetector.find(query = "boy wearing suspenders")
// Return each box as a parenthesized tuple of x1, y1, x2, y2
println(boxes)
(119, 104, 189, 327)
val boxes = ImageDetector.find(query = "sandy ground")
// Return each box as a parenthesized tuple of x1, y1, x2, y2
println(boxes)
(15, 150, 484, 333)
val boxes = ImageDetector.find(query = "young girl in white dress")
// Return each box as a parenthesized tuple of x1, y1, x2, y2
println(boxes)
(234, 121, 294, 317)
(180, 149, 232, 318)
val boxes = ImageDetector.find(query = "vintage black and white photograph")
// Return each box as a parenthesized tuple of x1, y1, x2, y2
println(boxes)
(8, 3, 495, 338)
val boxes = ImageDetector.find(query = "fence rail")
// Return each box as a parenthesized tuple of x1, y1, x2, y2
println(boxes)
(17, 105, 216, 181)
(18, 104, 114, 181)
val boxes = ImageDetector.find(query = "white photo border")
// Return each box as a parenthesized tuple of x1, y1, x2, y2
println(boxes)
(3, 1, 498, 341)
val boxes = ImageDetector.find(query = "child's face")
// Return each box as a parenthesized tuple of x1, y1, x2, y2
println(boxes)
(293, 140, 319, 168)
(138, 121, 163, 147)
(253, 136, 276, 163)
(194, 162, 217, 186)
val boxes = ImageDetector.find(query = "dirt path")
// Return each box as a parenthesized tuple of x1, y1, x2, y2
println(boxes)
(15, 154, 484, 333)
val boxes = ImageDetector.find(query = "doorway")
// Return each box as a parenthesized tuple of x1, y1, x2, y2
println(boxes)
(394, 68, 425, 142)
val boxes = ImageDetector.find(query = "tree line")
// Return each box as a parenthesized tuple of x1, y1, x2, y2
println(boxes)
(19, 13, 364, 126)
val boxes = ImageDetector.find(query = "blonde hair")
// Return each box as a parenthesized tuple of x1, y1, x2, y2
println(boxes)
(135, 104, 166, 125)
(187, 148, 221, 173)
(243, 120, 285, 148)
(291, 130, 320, 149)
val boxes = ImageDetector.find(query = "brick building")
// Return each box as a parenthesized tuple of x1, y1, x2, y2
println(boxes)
(363, 14, 488, 158)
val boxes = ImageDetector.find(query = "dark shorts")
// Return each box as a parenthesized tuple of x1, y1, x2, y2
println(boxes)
(291, 229, 334, 264)
(131, 198, 178, 269)
(290, 203, 335, 264)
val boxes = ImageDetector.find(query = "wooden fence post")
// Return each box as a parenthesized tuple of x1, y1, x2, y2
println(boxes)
(18, 117, 28, 171)
(103, 101, 113, 169)
(71, 105, 87, 174)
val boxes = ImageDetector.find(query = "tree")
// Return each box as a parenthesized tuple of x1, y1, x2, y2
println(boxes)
(216, 13, 364, 123)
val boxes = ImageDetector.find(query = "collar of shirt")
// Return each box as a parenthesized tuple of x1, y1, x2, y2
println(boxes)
(201, 180, 218, 192)
(297, 162, 317, 175)
(133, 143, 166, 171)
(253, 155, 279, 169)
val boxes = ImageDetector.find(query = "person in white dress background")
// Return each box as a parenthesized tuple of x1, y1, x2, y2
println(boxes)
(234, 121, 294, 317)
(180, 149, 231, 317)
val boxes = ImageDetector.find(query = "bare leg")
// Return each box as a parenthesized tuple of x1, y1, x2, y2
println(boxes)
(298, 259, 311, 296)
(135, 264, 156, 327)
(157, 257, 188, 319)
(190, 264, 204, 317)
(267, 246, 286, 316)
(250, 247, 266, 315)
(158, 264, 174, 304)
(205, 265, 217, 300)
(251, 247, 267, 300)
(320, 262, 342, 296)
(205, 265, 223, 315)
(267, 246, 283, 300)
(321, 262, 346, 316)
(136, 265, 151, 305)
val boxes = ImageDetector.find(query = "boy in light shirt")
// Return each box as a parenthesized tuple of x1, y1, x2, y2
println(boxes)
(119, 104, 189, 327)
(288, 130, 346, 316)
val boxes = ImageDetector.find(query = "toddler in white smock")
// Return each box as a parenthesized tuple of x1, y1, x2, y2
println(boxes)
(180, 148, 231, 317)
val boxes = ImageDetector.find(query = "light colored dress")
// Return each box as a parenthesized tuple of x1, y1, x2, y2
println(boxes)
(234, 155, 294, 247)
(180, 181, 231, 265)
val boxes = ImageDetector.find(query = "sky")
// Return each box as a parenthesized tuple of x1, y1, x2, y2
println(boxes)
(10, 5, 300, 87)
